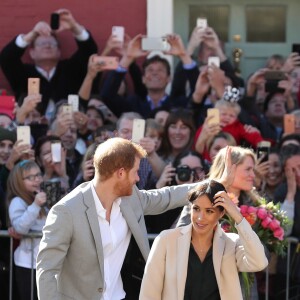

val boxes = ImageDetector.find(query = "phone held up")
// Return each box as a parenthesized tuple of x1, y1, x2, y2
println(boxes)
(50, 13, 60, 30)
(264, 71, 286, 93)
(132, 119, 145, 143)
(256, 141, 271, 163)
(92, 56, 119, 70)
(141, 37, 170, 52)
(284, 114, 295, 135)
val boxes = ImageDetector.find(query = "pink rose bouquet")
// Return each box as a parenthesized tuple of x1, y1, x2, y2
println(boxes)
(222, 198, 291, 256)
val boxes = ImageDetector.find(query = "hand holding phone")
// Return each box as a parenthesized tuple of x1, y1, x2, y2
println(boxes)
(132, 119, 145, 143)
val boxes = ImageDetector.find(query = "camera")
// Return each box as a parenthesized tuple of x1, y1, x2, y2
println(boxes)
(176, 165, 193, 182)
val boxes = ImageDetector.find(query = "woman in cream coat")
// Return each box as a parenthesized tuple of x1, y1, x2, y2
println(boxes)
(139, 179, 268, 300)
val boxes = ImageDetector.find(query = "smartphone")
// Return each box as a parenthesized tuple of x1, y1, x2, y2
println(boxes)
(41, 180, 61, 208)
(68, 95, 79, 112)
(197, 18, 207, 31)
(141, 37, 170, 51)
(132, 119, 145, 143)
(292, 43, 300, 55)
(264, 71, 286, 93)
(284, 114, 295, 134)
(62, 104, 73, 114)
(17, 126, 31, 146)
(51, 141, 62, 163)
(92, 56, 119, 70)
(50, 13, 60, 30)
(0, 95, 15, 119)
(208, 56, 220, 68)
(264, 71, 286, 81)
(207, 108, 220, 125)
(112, 26, 124, 43)
(256, 141, 271, 163)
(28, 78, 40, 95)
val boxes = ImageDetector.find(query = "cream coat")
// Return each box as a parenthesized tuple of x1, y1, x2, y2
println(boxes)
(139, 219, 268, 300)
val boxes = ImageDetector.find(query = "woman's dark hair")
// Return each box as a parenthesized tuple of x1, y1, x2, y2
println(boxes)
(158, 108, 196, 159)
(280, 143, 300, 166)
(173, 150, 207, 173)
(188, 179, 226, 212)
(34, 135, 61, 169)
(278, 133, 300, 149)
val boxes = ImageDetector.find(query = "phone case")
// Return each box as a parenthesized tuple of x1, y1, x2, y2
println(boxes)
(51, 142, 62, 163)
(141, 37, 169, 51)
(112, 26, 124, 42)
(257, 147, 269, 163)
(41, 180, 61, 208)
(0, 95, 15, 119)
(132, 119, 145, 143)
(28, 78, 40, 95)
(208, 56, 220, 68)
(197, 18, 207, 30)
(264, 71, 286, 81)
(207, 108, 220, 125)
(92, 56, 119, 70)
(68, 95, 79, 112)
(17, 126, 31, 145)
(284, 114, 295, 134)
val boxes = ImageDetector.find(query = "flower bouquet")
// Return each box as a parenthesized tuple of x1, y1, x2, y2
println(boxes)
(221, 197, 292, 299)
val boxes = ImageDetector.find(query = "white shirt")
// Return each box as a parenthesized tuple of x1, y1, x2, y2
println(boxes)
(91, 183, 131, 300)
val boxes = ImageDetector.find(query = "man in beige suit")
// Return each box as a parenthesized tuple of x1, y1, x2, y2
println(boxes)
(36, 137, 196, 300)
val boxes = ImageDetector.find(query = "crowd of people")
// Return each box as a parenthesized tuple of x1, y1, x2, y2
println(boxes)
(0, 8, 300, 300)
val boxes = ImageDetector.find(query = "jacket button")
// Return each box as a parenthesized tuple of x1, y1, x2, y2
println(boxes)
(98, 288, 103, 293)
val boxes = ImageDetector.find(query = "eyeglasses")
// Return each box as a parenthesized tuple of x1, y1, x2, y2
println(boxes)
(23, 172, 43, 181)
(35, 41, 58, 48)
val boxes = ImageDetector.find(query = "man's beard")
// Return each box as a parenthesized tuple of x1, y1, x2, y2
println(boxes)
(114, 176, 133, 197)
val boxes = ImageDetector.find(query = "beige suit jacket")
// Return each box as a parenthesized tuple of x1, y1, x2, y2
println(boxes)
(139, 219, 268, 300)
(36, 181, 195, 300)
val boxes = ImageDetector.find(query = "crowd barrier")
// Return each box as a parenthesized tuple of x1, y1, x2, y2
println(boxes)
(0, 230, 298, 300)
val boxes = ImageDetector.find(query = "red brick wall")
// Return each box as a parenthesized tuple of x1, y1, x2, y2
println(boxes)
(0, 0, 147, 94)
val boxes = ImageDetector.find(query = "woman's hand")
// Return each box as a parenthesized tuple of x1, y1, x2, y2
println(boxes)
(213, 190, 243, 224)
(83, 159, 95, 181)
(219, 146, 236, 189)
(155, 164, 176, 189)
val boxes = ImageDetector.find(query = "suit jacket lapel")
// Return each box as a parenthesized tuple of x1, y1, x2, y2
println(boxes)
(213, 224, 226, 288)
(120, 199, 150, 261)
(82, 183, 105, 280)
(177, 225, 192, 300)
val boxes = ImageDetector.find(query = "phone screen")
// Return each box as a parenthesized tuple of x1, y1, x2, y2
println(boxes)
(257, 147, 270, 163)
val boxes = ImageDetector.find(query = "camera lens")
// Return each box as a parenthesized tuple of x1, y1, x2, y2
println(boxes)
(176, 166, 192, 182)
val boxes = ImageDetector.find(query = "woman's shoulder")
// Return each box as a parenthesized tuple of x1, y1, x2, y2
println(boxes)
(158, 224, 191, 240)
